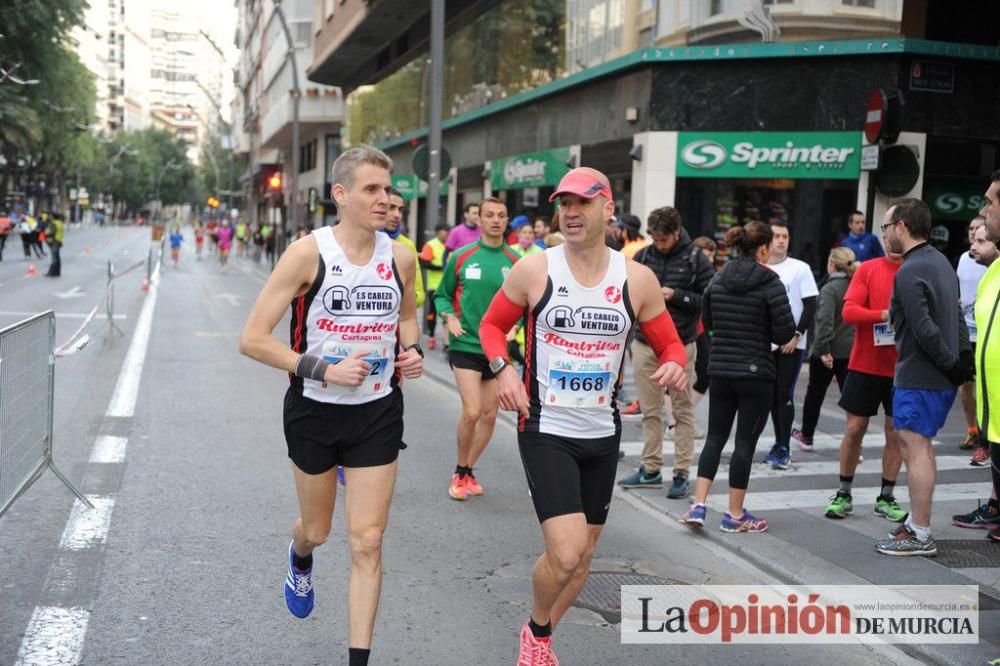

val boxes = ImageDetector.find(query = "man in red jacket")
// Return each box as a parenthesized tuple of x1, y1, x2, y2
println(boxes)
(823, 242, 907, 522)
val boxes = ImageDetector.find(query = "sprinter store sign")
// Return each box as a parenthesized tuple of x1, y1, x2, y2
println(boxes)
(677, 132, 861, 180)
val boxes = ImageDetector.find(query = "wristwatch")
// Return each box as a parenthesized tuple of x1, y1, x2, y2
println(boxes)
(403, 343, 424, 358)
(489, 356, 510, 375)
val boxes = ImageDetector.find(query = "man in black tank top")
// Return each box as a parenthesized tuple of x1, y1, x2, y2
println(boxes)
(240, 146, 423, 666)
(480, 167, 688, 664)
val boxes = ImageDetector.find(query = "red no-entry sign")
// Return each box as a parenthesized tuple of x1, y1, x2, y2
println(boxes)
(864, 89, 887, 144)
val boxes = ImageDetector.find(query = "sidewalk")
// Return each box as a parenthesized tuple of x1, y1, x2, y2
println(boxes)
(418, 333, 1000, 664)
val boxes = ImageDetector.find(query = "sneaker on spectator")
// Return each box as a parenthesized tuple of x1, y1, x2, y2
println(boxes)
(618, 466, 663, 488)
(621, 401, 641, 416)
(666, 473, 689, 499)
(721, 509, 768, 533)
(679, 502, 706, 527)
(952, 501, 1000, 529)
(875, 525, 936, 556)
(792, 428, 813, 452)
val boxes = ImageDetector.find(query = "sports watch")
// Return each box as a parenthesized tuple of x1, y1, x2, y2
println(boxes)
(489, 356, 510, 375)
(403, 343, 424, 358)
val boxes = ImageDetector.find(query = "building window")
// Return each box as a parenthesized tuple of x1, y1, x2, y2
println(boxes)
(710, 0, 724, 14)
(299, 139, 317, 173)
(842, 0, 875, 6)
(763, 0, 794, 4)
(324, 134, 341, 185)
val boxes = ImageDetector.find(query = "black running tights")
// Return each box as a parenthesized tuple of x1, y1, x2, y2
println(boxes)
(697, 378, 773, 490)
(770, 350, 804, 448)
(799, 357, 848, 438)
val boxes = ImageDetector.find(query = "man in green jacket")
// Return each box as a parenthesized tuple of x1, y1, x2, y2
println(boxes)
(434, 197, 519, 501)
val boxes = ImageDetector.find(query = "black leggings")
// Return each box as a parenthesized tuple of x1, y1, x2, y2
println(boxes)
(425, 288, 438, 336)
(770, 350, 804, 448)
(799, 357, 848, 438)
(697, 378, 773, 490)
(694, 331, 710, 394)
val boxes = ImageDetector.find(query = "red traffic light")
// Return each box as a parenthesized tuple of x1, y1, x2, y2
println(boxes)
(268, 173, 282, 190)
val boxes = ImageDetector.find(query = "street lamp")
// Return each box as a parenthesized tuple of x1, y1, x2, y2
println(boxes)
(106, 145, 137, 221)
(153, 160, 183, 221)
(272, 0, 301, 257)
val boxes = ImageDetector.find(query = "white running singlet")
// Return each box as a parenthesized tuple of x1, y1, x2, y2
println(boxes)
(523, 245, 634, 438)
(290, 227, 401, 404)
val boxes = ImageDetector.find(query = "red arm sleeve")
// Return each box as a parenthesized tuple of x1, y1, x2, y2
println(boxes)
(480, 290, 526, 362)
(638, 311, 687, 367)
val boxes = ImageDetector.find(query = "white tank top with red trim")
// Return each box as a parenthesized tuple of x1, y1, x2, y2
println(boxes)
(524, 244, 634, 438)
(292, 226, 400, 405)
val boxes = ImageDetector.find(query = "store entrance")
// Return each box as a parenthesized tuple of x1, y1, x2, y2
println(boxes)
(675, 178, 858, 274)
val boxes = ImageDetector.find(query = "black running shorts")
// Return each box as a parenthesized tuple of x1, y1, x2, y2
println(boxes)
(518, 431, 620, 525)
(448, 349, 495, 379)
(838, 370, 894, 418)
(283, 386, 405, 474)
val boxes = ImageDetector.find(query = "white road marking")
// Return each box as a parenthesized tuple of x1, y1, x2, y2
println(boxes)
(106, 258, 160, 417)
(58, 496, 115, 550)
(704, 481, 993, 513)
(15, 606, 90, 666)
(89, 436, 127, 463)
(53, 285, 85, 299)
(0, 311, 126, 320)
(215, 292, 241, 306)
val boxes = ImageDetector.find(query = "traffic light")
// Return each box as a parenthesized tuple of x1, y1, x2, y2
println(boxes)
(206, 196, 220, 208)
(268, 173, 282, 190)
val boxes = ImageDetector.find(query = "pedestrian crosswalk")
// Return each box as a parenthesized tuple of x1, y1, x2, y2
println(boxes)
(620, 435, 990, 515)
(618, 432, 901, 456)
(703, 480, 993, 513)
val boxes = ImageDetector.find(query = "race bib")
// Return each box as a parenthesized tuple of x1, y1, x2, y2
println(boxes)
(465, 265, 481, 280)
(873, 322, 895, 347)
(321, 341, 391, 395)
(546, 353, 613, 408)
(968, 322, 977, 344)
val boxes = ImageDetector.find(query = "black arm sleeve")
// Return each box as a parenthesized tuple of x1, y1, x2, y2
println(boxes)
(797, 296, 817, 333)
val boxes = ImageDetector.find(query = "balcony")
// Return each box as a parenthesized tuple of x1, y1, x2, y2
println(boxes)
(259, 89, 343, 150)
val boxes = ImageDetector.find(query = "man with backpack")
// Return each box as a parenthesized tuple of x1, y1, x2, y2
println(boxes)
(618, 206, 714, 499)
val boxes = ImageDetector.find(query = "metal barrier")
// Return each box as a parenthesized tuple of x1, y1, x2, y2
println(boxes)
(102, 257, 144, 340)
(0, 311, 90, 518)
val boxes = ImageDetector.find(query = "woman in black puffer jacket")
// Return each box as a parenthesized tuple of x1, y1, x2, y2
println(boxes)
(680, 221, 795, 533)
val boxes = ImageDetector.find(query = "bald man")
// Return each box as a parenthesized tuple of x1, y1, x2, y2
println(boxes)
(479, 167, 687, 662)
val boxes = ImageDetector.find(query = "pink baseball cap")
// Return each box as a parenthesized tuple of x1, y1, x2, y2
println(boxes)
(549, 168, 613, 203)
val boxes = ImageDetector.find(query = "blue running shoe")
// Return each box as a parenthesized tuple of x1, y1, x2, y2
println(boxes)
(285, 541, 314, 618)
(680, 502, 706, 527)
(721, 509, 768, 533)
(768, 445, 791, 470)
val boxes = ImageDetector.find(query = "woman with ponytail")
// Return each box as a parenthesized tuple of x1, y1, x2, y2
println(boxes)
(680, 222, 795, 532)
(793, 247, 859, 450)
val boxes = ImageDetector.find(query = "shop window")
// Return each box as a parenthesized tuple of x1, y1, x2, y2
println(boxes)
(842, 0, 876, 6)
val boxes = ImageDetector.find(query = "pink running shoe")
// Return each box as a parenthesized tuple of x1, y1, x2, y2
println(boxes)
(517, 622, 559, 666)
(465, 472, 484, 496)
(448, 473, 468, 501)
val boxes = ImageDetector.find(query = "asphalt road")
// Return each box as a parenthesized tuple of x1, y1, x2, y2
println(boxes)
(0, 226, 967, 665)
